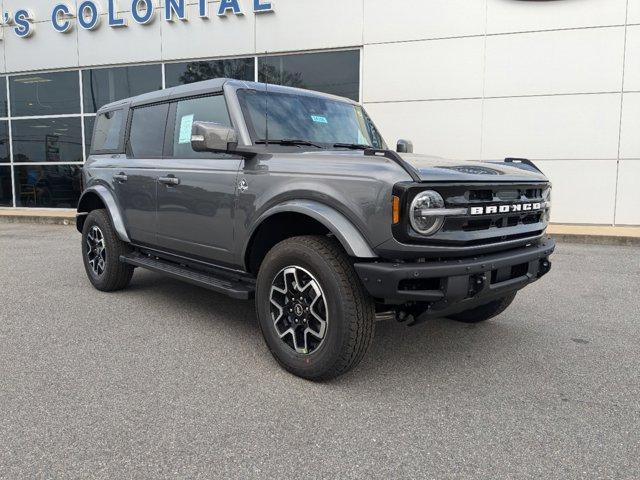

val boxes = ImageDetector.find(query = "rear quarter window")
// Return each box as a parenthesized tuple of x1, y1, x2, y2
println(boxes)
(91, 109, 124, 153)
(128, 103, 169, 158)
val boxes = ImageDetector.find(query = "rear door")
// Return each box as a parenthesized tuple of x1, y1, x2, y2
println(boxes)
(116, 103, 169, 246)
(155, 94, 242, 265)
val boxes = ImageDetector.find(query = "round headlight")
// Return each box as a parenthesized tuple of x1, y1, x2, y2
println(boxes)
(543, 186, 552, 222)
(409, 190, 445, 236)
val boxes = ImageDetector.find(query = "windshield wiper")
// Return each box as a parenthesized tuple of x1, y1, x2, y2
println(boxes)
(332, 143, 371, 150)
(255, 139, 323, 149)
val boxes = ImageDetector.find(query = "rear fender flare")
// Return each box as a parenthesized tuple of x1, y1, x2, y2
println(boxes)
(76, 185, 130, 243)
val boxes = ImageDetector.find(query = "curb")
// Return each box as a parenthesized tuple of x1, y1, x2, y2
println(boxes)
(0, 214, 75, 227)
(549, 234, 640, 247)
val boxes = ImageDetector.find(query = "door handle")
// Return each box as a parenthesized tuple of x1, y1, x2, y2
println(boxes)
(158, 176, 180, 186)
(113, 173, 128, 183)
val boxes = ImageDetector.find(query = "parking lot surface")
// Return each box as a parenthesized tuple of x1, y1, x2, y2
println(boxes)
(1, 223, 638, 479)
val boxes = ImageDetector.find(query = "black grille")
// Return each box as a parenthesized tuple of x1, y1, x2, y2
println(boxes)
(440, 184, 549, 235)
(444, 212, 544, 232)
(392, 181, 551, 248)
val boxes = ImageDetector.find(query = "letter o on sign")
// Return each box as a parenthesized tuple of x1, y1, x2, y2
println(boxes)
(131, 0, 155, 24)
(78, 0, 100, 30)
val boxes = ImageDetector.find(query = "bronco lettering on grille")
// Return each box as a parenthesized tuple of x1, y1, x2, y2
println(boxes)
(469, 203, 542, 215)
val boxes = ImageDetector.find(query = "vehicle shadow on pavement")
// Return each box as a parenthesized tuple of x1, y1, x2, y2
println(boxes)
(126, 268, 529, 384)
(354, 316, 525, 380)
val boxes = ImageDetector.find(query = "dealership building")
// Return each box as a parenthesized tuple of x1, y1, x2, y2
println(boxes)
(0, 0, 637, 226)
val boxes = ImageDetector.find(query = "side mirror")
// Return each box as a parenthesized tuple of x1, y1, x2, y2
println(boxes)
(396, 139, 414, 154)
(191, 121, 238, 153)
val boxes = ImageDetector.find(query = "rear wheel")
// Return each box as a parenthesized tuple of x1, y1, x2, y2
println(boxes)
(81, 209, 134, 292)
(255, 236, 375, 381)
(447, 292, 517, 324)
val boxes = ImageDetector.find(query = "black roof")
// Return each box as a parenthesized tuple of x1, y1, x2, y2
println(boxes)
(98, 78, 232, 112)
(97, 78, 358, 113)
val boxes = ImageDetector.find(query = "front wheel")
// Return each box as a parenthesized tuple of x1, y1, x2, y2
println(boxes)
(447, 292, 517, 324)
(255, 236, 375, 381)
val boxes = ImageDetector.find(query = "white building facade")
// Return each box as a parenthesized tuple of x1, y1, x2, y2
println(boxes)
(0, 0, 637, 226)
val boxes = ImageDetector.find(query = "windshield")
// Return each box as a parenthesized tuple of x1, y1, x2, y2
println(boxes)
(237, 89, 386, 149)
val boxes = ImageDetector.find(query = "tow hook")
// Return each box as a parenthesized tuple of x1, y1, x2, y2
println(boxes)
(538, 258, 551, 277)
(468, 273, 487, 297)
(396, 305, 429, 326)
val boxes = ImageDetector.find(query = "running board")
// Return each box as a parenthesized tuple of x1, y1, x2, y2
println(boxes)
(120, 252, 254, 300)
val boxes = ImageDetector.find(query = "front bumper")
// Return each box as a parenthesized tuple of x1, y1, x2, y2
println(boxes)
(354, 238, 555, 317)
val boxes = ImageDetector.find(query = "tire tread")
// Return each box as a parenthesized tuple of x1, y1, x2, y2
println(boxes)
(258, 235, 375, 380)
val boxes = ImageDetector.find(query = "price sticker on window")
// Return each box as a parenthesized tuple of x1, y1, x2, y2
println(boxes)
(178, 114, 195, 144)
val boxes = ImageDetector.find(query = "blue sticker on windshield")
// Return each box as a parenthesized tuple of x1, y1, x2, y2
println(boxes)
(311, 115, 328, 124)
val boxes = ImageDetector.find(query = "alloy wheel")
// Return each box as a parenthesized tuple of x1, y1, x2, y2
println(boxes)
(269, 266, 328, 355)
(86, 225, 107, 276)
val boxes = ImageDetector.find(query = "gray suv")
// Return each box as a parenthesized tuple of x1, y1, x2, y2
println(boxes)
(77, 79, 555, 380)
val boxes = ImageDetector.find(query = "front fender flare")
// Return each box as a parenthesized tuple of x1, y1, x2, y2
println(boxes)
(245, 200, 378, 262)
(76, 185, 130, 243)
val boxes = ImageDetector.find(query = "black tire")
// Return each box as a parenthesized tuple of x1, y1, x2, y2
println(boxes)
(81, 209, 134, 292)
(255, 235, 375, 381)
(447, 292, 517, 324)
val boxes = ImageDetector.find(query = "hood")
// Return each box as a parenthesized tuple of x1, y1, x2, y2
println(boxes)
(291, 150, 549, 183)
(398, 153, 549, 183)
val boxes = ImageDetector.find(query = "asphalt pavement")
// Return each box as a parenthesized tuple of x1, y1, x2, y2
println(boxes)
(1, 223, 638, 479)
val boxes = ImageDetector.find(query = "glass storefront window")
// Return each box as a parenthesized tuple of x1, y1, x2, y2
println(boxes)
(165, 58, 255, 88)
(84, 116, 95, 155)
(10, 71, 80, 116)
(259, 50, 360, 101)
(11, 118, 83, 163)
(0, 121, 9, 162)
(82, 65, 162, 113)
(13, 164, 82, 208)
(0, 166, 12, 206)
(0, 51, 362, 209)
(0, 77, 7, 118)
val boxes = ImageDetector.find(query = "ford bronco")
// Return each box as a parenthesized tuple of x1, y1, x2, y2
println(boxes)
(77, 79, 554, 380)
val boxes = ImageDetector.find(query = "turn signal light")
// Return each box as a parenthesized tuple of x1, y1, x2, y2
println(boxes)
(392, 195, 400, 224)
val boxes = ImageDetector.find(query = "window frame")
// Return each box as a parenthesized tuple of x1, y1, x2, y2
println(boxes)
(10, 116, 85, 164)
(10, 70, 82, 117)
(257, 49, 361, 102)
(89, 107, 128, 156)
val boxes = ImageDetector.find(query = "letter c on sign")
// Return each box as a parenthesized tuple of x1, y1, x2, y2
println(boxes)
(52, 4, 74, 33)
(78, 0, 101, 30)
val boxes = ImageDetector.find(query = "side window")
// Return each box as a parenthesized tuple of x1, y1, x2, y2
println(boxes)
(128, 103, 169, 158)
(172, 95, 232, 159)
(91, 110, 124, 153)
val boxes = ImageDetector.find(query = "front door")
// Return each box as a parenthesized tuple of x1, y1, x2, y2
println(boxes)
(155, 95, 242, 265)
